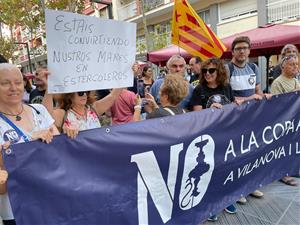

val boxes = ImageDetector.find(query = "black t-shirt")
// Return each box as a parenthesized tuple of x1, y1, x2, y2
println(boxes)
(189, 73, 200, 84)
(147, 106, 185, 119)
(128, 76, 138, 94)
(190, 84, 234, 109)
(29, 88, 46, 104)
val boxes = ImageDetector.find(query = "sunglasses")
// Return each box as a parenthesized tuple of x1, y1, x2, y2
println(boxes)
(202, 68, 217, 74)
(77, 91, 90, 96)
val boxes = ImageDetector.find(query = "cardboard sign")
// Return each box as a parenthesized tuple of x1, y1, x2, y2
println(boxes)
(45, 9, 136, 93)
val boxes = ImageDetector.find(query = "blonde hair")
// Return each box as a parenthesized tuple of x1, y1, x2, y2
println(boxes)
(160, 73, 189, 105)
(0, 63, 22, 78)
(281, 44, 299, 57)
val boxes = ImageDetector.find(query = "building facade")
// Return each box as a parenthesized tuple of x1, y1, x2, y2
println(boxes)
(112, 0, 299, 88)
(11, 0, 300, 88)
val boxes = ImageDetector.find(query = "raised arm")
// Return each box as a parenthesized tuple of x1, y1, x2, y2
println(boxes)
(133, 94, 142, 122)
(92, 88, 122, 116)
(40, 70, 55, 116)
(39, 70, 66, 130)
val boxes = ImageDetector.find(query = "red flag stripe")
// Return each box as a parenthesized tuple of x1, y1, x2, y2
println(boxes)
(179, 35, 216, 58)
(205, 23, 226, 51)
(179, 25, 214, 48)
(182, 0, 188, 7)
(186, 13, 200, 28)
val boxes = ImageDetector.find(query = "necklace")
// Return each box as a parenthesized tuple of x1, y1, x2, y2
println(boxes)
(71, 107, 86, 118)
(1, 104, 24, 121)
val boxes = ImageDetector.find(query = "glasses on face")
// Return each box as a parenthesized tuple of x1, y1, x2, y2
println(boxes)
(77, 91, 90, 96)
(202, 68, 217, 74)
(234, 46, 250, 52)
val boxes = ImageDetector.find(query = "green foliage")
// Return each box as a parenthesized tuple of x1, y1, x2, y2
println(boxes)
(0, 0, 23, 37)
(0, 36, 17, 61)
(0, 0, 85, 64)
(136, 41, 147, 54)
(0, 0, 86, 37)
(150, 24, 171, 51)
(46, 0, 85, 13)
(151, 33, 170, 51)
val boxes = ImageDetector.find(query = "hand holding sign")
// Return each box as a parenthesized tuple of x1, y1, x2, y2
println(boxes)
(0, 169, 8, 185)
(45, 9, 136, 94)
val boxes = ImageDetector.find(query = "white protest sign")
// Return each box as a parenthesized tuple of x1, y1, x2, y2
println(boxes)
(45, 9, 136, 93)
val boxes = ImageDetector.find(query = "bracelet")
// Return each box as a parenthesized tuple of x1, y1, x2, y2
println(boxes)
(134, 105, 142, 110)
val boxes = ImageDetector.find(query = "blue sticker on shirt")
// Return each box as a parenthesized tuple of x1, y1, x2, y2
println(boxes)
(3, 129, 21, 144)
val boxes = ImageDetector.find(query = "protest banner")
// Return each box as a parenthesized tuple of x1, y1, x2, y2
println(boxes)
(45, 9, 136, 93)
(3, 92, 300, 225)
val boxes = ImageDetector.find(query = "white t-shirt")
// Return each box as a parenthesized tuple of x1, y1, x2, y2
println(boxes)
(0, 104, 55, 220)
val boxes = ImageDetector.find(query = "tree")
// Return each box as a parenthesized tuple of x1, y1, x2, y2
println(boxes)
(0, 36, 17, 61)
(0, 0, 85, 64)
(151, 24, 171, 51)
(45, 0, 85, 13)
(0, 0, 23, 39)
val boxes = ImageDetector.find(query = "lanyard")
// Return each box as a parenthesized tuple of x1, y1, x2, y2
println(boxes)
(0, 113, 30, 143)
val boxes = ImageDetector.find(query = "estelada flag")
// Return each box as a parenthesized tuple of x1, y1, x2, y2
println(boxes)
(172, 0, 226, 60)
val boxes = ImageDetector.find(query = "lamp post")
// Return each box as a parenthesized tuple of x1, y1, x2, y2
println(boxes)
(90, 0, 113, 19)
(15, 42, 33, 73)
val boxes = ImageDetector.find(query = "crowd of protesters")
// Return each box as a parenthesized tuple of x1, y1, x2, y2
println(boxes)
(0, 37, 299, 225)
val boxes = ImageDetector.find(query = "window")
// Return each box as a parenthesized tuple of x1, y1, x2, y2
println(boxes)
(219, 0, 257, 22)
(198, 10, 210, 25)
(267, 0, 300, 23)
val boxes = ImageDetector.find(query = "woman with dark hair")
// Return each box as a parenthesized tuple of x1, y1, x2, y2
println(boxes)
(190, 58, 237, 220)
(190, 57, 236, 111)
(42, 71, 121, 138)
(141, 66, 154, 90)
(22, 75, 33, 103)
(0, 54, 8, 63)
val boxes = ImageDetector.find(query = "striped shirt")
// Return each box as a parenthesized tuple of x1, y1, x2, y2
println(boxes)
(227, 63, 261, 97)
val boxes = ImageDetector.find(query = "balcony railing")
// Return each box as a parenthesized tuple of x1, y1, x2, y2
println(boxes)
(143, 0, 164, 12)
(117, 1, 138, 20)
(117, 0, 167, 20)
(267, 0, 300, 23)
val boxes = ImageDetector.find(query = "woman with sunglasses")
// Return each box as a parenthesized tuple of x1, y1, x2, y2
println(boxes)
(190, 57, 235, 111)
(190, 58, 237, 221)
(42, 72, 122, 138)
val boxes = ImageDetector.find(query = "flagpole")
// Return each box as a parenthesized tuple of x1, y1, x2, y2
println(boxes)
(177, 45, 181, 56)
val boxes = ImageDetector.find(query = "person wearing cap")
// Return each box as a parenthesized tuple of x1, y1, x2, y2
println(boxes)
(271, 55, 300, 95)
(271, 55, 299, 186)
(269, 44, 299, 81)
